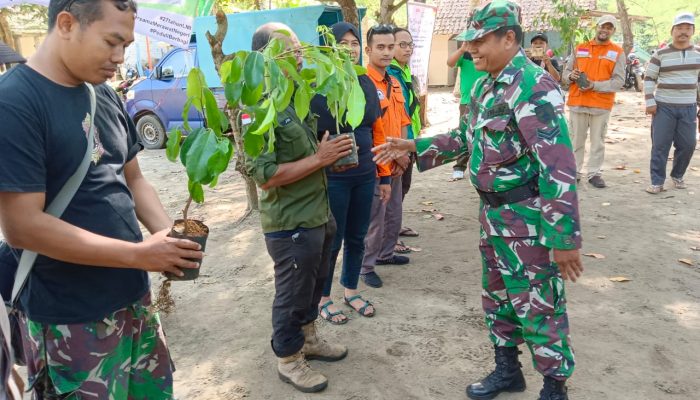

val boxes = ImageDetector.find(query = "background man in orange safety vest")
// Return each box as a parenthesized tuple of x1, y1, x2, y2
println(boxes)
(563, 15, 625, 189)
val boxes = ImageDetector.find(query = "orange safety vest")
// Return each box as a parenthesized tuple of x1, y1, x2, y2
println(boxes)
(567, 40, 623, 110)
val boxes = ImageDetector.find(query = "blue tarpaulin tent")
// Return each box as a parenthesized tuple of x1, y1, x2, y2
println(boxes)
(0, 40, 25, 65)
(194, 5, 365, 88)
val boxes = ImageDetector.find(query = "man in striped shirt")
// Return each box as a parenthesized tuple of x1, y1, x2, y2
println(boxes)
(644, 12, 700, 194)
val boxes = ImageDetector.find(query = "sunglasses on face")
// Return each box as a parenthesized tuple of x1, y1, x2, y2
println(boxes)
(369, 24, 393, 30)
(368, 24, 395, 36)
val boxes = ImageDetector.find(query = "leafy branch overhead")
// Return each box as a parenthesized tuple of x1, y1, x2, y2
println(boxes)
(165, 25, 367, 207)
(536, 0, 593, 55)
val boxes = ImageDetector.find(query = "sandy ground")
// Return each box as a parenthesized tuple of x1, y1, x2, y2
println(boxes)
(18, 87, 698, 400)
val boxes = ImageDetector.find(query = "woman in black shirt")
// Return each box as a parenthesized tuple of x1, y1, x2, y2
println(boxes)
(310, 22, 390, 324)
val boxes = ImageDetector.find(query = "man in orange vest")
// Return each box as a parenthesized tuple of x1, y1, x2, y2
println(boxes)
(563, 15, 625, 188)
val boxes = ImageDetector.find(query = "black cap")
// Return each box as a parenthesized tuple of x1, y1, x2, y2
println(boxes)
(530, 31, 548, 44)
(331, 22, 361, 44)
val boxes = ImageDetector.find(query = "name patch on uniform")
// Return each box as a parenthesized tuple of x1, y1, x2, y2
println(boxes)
(482, 102, 511, 119)
(280, 117, 293, 126)
(603, 50, 619, 61)
(576, 49, 590, 57)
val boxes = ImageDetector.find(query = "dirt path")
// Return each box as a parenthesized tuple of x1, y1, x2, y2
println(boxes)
(140, 89, 700, 400)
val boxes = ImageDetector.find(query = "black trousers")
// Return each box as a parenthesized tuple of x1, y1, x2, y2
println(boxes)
(264, 217, 336, 358)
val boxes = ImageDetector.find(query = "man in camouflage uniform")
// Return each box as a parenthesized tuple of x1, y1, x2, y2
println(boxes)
(372, 2, 583, 399)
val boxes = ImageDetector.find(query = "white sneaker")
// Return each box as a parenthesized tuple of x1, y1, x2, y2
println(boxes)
(452, 170, 465, 180)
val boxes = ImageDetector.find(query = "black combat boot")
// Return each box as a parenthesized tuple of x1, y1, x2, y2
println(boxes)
(466, 345, 526, 400)
(538, 376, 568, 400)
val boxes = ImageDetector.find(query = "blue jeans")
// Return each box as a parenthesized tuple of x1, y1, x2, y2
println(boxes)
(323, 173, 376, 296)
(650, 103, 697, 186)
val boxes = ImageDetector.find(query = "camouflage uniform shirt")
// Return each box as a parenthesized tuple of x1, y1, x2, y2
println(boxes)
(415, 50, 582, 250)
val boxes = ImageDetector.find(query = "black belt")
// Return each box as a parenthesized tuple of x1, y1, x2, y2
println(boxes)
(475, 177, 539, 208)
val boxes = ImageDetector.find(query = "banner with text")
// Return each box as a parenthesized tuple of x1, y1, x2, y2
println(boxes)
(0, 0, 212, 49)
(135, 0, 213, 48)
(407, 2, 436, 95)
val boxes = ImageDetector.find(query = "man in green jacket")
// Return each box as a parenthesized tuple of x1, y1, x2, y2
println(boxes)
(388, 26, 422, 243)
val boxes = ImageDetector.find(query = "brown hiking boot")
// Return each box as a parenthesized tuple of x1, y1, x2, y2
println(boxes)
(277, 351, 328, 393)
(302, 321, 348, 362)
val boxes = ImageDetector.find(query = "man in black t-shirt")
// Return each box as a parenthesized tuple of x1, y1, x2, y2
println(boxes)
(526, 32, 561, 82)
(0, 1, 202, 398)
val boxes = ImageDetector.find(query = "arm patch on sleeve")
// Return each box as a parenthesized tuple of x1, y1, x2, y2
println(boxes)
(534, 103, 556, 124)
(537, 126, 560, 141)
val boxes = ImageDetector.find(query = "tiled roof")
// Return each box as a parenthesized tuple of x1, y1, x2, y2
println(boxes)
(434, 0, 597, 35)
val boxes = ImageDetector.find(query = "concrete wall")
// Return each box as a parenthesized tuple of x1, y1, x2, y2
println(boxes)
(13, 34, 44, 58)
(428, 34, 460, 87)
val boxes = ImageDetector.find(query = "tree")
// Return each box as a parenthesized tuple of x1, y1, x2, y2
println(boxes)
(224, 0, 321, 11)
(632, 20, 656, 53)
(178, 11, 366, 217)
(536, 0, 593, 55)
(0, 5, 48, 50)
(615, 0, 634, 55)
(0, 10, 13, 49)
(377, 0, 408, 24)
(203, 11, 260, 215)
(220, 0, 262, 10)
(320, 0, 360, 26)
(596, 0, 699, 49)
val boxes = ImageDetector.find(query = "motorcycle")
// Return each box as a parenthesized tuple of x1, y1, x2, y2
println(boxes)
(115, 69, 138, 101)
(623, 53, 644, 92)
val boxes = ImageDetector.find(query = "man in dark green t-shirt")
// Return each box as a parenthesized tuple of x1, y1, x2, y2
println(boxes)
(447, 41, 487, 179)
(245, 22, 353, 394)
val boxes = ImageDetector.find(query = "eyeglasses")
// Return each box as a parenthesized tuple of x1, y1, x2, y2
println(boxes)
(398, 42, 415, 49)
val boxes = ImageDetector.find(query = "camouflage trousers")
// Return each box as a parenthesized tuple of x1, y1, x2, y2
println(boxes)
(479, 232, 575, 379)
(20, 293, 174, 399)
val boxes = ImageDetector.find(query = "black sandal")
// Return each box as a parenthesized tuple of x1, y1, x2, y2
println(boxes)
(319, 300, 348, 325)
(343, 295, 375, 317)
